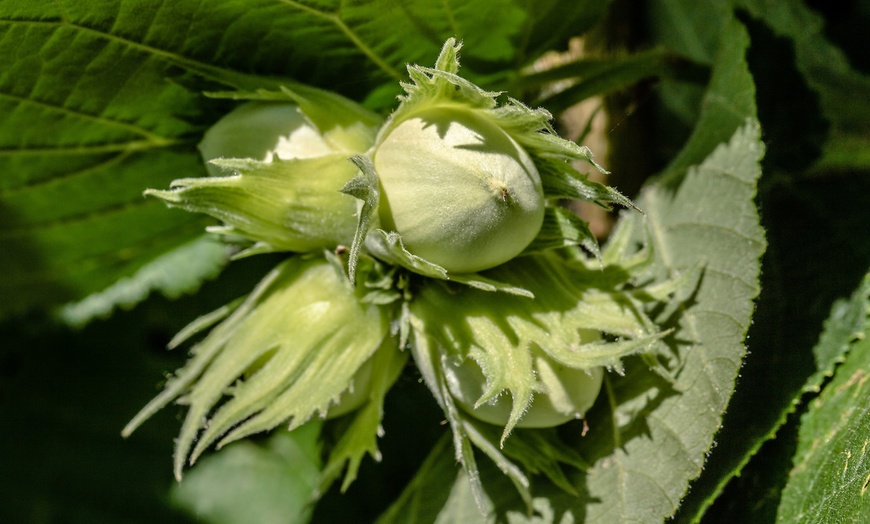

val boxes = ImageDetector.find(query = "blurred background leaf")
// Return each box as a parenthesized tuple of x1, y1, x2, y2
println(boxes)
(0, 253, 280, 523)
(171, 423, 323, 524)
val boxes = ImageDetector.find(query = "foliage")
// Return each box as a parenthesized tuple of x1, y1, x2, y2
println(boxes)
(1, 0, 868, 522)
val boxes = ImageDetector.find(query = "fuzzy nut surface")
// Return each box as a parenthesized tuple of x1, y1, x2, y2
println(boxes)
(374, 107, 545, 273)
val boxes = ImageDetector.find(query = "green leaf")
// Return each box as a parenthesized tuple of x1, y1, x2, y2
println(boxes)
(574, 15, 763, 518)
(645, 0, 729, 64)
(735, 0, 870, 134)
(657, 12, 758, 186)
(775, 273, 870, 522)
(58, 235, 232, 327)
(802, 272, 870, 396)
(733, 0, 870, 174)
(0, 3, 210, 318)
(518, 0, 612, 65)
(0, 151, 210, 319)
(528, 48, 709, 115)
(810, 131, 870, 173)
(171, 424, 323, 524)
(572, 117, 765, 522)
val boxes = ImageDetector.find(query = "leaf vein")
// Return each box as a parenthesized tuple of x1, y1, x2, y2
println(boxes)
(0, 196, 180, 237)
(276, 0, 403, 80)
(0, 19, 249, 90)
(0, 91, 168, 143)
(707, 89, 756, 120)
(666, 220, 762, 245)
(0, 138, 191, 156)
(699, 265, 764, 293)
(6, 220, 208, 284)
(0, 151, 131, 195)
(702, 164, 756, 186)
(648, 412, 703, 469)
(686, 307, 746, 332)
(50, 0, 71, 24)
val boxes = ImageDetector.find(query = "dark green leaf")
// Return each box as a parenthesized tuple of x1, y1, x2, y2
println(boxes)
(517, 0, 611, 65)
(735, 0, 870, 134)
(810, 131, 870, 173)
(529, 49, 709, 115)
(1, 1, 214, 318)
(645, 0, 729, 64)
(775, 273, 870, 522)
(657, 14, 757, 185)
(803, 272, 870, 395)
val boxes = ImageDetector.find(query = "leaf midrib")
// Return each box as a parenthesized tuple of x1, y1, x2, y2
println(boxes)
(3, 3, 404, 97)
(277, 0, 404, 80)
(0, 91, 169, 142)
(0, 138, 191, 156)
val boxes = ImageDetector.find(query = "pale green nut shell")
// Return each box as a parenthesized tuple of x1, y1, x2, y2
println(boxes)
(198, 102, 335, 177)
(374, 107, 545, 273)
(444, 330, 604, 428)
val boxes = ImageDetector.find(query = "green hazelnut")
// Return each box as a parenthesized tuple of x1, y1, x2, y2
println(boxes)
(444, 330, 604, 428)
(374, 107, 545, 273)
(198, 102, 335, 177)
